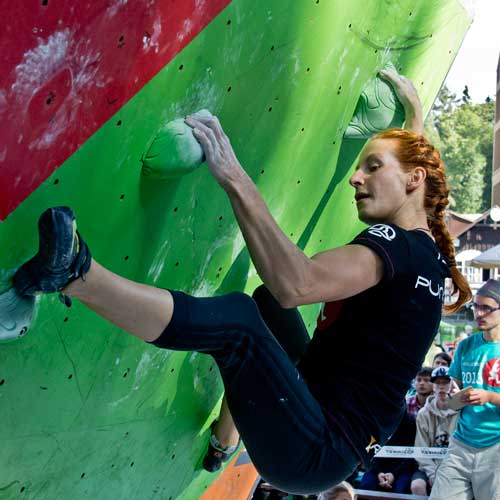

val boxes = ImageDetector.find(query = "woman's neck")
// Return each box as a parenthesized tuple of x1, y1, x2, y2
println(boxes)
(387, 203, 429, 232)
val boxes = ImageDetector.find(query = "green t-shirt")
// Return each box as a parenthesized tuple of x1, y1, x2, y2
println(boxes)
(449, 332, 500, 448)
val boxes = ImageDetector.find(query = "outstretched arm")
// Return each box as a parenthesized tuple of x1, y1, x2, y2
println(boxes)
(185, 115, 384, 308)
(379, 69, 424, 135)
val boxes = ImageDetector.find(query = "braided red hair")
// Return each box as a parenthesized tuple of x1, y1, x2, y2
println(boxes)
(372, 128, 471, 314)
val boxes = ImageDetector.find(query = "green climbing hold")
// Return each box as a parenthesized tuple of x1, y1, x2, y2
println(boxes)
(345, 63, 405, 139)
(0, 288, 36, 342)
(142, 109, 213, 179)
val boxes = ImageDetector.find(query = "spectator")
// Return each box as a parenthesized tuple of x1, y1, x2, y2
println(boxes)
(359, 409, 417, 494)
(318, 481, 356, 500)
(430, 279, 500, 500)
(406, 367, 433, 421)
(432, 352, 452, 368)
(410, 366, 458, 496)
(424, 338, 444, 367)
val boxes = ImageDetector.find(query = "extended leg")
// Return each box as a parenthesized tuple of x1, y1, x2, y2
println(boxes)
(64, 259, 173, 342)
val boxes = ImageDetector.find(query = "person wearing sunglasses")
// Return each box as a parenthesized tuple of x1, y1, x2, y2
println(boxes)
(430, 279, 500, 500)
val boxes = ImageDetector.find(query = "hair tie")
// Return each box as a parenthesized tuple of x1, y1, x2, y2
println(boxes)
(448, 257, 456, 268)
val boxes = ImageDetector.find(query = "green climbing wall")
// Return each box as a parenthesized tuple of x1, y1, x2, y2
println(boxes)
(0, 1, 472, 498)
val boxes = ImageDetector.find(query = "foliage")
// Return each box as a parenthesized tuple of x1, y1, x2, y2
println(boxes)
(425, 86, 495, 212)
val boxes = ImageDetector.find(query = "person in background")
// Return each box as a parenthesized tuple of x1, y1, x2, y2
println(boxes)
(430, 279, 500, 500)
(424, 338, 444, 367)
(432, 352, 452, 368)
(406, 367, 433, 420)
(318, 481, 356, 500)
(410, 366, 458, 496)
(358, 409, 417, 494)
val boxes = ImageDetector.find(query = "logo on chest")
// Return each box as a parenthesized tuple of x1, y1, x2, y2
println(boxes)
(484, 358, 500, 388)
(368, 224, 396, 241)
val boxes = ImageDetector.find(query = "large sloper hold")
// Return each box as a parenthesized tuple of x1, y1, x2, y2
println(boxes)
(345, 63, 405, 139)
(142, 109, 213, 179)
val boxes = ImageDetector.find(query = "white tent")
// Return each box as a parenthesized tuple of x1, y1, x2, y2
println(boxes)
(455, 249, 481, 263)
(471, 244, 500, 269)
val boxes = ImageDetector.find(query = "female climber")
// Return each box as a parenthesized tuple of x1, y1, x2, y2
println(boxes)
(13, 71, 471, 495)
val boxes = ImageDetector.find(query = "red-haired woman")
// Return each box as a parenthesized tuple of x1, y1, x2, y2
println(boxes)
(14, 73, 471, 495)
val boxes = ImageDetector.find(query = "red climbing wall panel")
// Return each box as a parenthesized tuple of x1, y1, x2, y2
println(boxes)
(0, 0, 231, 220)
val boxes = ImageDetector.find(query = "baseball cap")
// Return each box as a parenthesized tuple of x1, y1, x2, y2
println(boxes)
(477, 279, 500, 303)
(431, 366, 451, 382)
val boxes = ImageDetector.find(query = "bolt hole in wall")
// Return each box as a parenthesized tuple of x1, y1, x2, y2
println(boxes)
(46, 92, 55, 105)
(20, 486, 25, 493)
(53, 178, 59, 185)
(120, 194, 125, 200)
(81, 473, 85, 479)
(0, 379, 5, 385)
(118, 35, 125, 48)
(116, 120, 122, 126)
(41, 0, 48, 5)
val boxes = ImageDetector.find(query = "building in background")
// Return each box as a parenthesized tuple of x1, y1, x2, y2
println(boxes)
(448, 210, 499, 294)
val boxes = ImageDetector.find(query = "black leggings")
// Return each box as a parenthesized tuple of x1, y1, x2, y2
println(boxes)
(151, 286, 359, 494)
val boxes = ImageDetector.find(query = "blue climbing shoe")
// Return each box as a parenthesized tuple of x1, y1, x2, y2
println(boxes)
(13, 207, 91, 306)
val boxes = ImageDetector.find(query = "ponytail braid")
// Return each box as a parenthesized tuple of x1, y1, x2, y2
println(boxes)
(373, 129, 472, 314)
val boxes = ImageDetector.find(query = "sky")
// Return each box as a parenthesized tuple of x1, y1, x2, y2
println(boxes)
(444, 0, 500, 103)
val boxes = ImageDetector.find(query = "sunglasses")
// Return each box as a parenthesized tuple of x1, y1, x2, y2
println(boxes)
(472, 303, 500, 316)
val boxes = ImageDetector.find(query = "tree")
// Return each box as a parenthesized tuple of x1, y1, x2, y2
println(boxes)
(425, 86, 495, 212)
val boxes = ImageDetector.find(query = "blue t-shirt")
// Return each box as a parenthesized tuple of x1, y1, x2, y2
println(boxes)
(449, 332, 500, 448)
